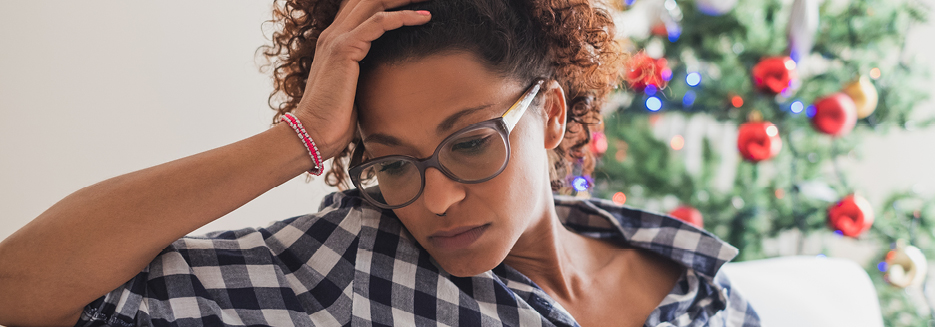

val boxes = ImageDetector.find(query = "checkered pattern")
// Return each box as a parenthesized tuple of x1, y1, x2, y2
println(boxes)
(76, 190, 760, 327)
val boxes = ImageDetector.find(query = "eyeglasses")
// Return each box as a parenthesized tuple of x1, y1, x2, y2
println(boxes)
(349, 79, 545, 209)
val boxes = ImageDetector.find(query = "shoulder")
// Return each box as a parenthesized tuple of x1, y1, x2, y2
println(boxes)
(554, 195, 740, 278)
(554, 195, 762, 326)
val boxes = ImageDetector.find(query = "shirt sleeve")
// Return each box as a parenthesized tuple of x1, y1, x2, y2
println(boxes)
(712, 270, 762, 327)
(74, 191, 365, 327)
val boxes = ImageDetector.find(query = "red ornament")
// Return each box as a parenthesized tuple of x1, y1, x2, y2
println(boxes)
(752, 56, 796, 94)
(590, 131, 608, 155)
(828, 194, 874, 238)
(811, 93, 858, 136)
(626, 52, 670, 91)
(737, 122, 782, 162)
(669, 206, 704, 228)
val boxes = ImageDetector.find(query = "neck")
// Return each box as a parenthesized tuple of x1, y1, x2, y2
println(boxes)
(503, 194, 614, 302)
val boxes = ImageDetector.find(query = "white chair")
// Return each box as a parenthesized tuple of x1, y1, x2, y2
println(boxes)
(721, 256, 884, 327)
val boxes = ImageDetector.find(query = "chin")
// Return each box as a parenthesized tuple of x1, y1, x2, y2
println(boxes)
(437, 256, 501, 277)
(430, 240, 512, 277)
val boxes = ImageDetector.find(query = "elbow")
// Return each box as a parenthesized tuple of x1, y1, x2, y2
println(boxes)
(0, 296, 83, 327)
(0, 263, 83, 327)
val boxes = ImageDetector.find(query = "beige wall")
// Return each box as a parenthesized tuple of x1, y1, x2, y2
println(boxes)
(1, 1, 934, 244)
(0, 1, 339, 241)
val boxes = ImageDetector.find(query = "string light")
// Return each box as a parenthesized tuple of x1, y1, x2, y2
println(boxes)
(682, 91, 696, 107)
(686, 72, 701, 86)
(670, 135, 685, 150)
(790, 101, 804, 114)
(646, 97, 662, 111)
(877, 261, 888, 272)
(612, 192, 627, 205)
(790, 51, 801, 63)
(731, 96, 744, 108)
(806, 105, 817, 118)
(572, 176, 590, 191)
(667, 28, 681, 42)
(869, 67, 882, 79)
(661, 67, 673, 81)
(765, 125, 778, 137)
(644, 85, 658, 96)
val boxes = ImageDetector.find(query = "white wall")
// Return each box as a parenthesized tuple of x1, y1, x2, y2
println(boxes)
(1, 1, 934, 243)
(0, 1, 339, 241)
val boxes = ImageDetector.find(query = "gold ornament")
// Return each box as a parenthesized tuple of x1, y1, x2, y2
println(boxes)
(883, 239, 928, 288)
(841, 76, 879, 119)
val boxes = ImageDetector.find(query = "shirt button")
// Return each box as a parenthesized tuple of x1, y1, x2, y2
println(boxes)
(535, 296, 552, 309)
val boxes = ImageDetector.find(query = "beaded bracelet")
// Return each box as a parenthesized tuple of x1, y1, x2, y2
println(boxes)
(280, 112, 323, 176)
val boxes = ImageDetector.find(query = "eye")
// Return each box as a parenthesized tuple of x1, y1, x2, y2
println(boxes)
(450, 134, 494, 153)
(377, 160, 410, 175)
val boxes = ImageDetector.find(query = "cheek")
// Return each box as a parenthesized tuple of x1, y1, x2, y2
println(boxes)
(476, 122, 550, 232)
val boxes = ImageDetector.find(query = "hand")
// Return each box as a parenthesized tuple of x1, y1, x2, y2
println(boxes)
(293, 0, 432, 160)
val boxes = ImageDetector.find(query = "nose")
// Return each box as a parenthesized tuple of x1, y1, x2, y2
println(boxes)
(420, 167, 465, 216)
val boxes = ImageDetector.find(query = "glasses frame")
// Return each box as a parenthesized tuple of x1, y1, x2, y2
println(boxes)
(349, 79, 546, 209)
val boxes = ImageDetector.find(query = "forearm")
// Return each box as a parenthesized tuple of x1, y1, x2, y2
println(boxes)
(0, 123, 314, 326)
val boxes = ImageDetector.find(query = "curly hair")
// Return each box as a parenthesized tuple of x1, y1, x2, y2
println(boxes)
(260, 0, 624, 191)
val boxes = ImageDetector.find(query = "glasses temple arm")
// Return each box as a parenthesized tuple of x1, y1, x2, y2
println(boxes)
(501, 80, 545, 131)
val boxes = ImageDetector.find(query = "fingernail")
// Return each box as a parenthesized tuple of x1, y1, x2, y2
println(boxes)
(416, 10, 430, 16)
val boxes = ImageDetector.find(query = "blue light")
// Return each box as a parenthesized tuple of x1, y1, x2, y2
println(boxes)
(816, 254, 827, 259)
(646, 97, 662, 111)
(686, 72, 701, 87)
(667, 28, 681, 42)
(790, 101, 804, 114)
(790, 51, 801, 63)
(625, 0, 636, 5)
(806, 105, 817, 118)
(644, 85, 658, 96)
(877, 261, 888, 272)
(833, 230, 843, 237)
(572, 176, 589, 191)
(682, 91, 696, 107)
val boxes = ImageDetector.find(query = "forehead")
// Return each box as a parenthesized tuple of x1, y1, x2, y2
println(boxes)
(356, 52, 522, 150)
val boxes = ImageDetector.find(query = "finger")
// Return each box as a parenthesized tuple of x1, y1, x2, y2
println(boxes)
(339, 0, 432, 29)
(351, 10, 431, 43)
(334, 0, 363, 25)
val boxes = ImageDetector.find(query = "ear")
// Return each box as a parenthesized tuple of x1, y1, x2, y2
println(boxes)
(541, 80, 567, 150)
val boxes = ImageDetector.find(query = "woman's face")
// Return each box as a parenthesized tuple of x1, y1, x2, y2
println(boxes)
(356, 52, 565, 276)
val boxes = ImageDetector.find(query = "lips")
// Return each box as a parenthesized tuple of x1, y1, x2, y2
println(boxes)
(428, 224, 490, 250)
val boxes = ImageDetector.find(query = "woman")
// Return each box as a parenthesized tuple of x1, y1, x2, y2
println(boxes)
(0, 0, 760, 325)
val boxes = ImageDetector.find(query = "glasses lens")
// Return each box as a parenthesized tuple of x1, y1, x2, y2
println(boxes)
(439, 126, 508, 181)
(357, 158, 422, 207)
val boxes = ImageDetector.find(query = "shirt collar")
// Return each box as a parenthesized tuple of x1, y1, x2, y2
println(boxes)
(552, 195, 739, 278)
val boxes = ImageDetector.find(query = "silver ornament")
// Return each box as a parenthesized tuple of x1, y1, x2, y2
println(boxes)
(787, 0, 820, 62)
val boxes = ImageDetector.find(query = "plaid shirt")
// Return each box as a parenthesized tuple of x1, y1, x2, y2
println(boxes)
(76, 190, 760, 327)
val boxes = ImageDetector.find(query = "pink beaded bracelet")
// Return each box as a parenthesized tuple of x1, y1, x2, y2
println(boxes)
(280, 112, 323, 176)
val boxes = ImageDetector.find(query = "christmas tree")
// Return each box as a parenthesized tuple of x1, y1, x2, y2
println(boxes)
(580, 0, 935, 325)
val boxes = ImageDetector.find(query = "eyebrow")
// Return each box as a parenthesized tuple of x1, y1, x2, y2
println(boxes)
(436, 104, 492, 135)
(363, 104, 494, 147)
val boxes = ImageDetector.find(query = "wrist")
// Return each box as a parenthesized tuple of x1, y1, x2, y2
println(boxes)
(279, 112, 324, 175)
(291, 111, 352, 162)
